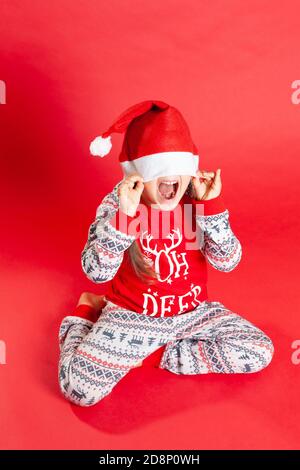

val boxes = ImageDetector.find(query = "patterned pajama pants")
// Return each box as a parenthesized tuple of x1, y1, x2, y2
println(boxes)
(58, 300, 274, 407)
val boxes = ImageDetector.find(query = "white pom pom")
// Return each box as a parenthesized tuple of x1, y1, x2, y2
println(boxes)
(89, 135, 112, 157)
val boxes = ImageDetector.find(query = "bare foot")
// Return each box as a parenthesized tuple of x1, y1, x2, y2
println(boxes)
(76, 292, 106, 312)
(132, 361, 143, 368)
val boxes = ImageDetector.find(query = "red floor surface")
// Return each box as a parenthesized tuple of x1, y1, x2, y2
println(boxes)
(1, 0, 300, 450)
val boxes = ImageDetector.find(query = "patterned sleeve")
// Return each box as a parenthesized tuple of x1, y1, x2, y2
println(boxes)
(81, 182, 137, 283)
(193, 195, 242, 272)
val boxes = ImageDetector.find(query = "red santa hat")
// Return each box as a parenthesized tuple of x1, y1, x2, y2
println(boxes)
(89, 99, 199, 182)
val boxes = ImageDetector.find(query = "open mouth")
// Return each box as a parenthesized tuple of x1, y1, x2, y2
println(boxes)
(158, 179, 179, 200)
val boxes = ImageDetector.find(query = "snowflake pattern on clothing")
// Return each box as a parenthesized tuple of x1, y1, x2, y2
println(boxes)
(57, 182, 273, 407)
(58, 300, 274, 407)
(80, 183, 242, 317)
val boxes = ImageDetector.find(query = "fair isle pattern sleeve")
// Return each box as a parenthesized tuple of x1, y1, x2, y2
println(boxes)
(195, 204, 242, 273)
(81, 183, 136, 283)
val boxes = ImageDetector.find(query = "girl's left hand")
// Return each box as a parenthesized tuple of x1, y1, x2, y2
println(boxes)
(191, 168, 222, 201)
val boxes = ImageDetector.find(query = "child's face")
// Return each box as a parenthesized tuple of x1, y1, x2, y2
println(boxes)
(141, 175, 191, 211)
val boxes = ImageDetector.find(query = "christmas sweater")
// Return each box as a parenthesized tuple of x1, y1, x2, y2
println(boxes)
(81, 182, 242, 317)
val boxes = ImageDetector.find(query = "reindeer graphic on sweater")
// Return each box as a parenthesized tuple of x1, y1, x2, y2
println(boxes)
(140, 228, 189, 282)
(139, 228, 203, 316)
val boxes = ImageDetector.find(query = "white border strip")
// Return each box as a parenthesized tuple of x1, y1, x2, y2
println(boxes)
(120, 151, 199, 182)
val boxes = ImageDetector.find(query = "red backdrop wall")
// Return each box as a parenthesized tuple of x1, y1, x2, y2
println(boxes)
(0, 0, 300, 450)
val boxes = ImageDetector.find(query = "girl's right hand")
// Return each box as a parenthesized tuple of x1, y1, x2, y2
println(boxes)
(118, 174, 144, 217)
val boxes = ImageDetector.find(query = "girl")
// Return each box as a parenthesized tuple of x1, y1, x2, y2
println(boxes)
(58, 100, 274, 407)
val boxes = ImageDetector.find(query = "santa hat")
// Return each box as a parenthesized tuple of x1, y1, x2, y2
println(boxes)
(89, 99, 199, 182)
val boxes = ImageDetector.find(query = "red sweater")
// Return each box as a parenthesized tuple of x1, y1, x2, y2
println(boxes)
(81, 183, 242, 318)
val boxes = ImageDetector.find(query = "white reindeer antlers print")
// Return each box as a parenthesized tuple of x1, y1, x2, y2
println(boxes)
(140, 231, 159, 255)
(164, 228, 182, 252)
(140, 229, 187, 282)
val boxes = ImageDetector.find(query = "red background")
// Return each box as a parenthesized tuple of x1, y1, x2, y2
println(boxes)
(1, 0, 300, 450)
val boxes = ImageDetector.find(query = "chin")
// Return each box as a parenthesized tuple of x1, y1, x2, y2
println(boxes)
(156, 198, 181, 211)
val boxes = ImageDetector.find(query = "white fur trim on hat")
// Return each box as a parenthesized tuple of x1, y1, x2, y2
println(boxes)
(120, 151, 199, 182)
(89, 135, 112, 157)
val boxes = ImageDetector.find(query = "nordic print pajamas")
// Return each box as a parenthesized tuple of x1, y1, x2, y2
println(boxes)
(58, 300, 274, 407)
(58, 183, 274, 407)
